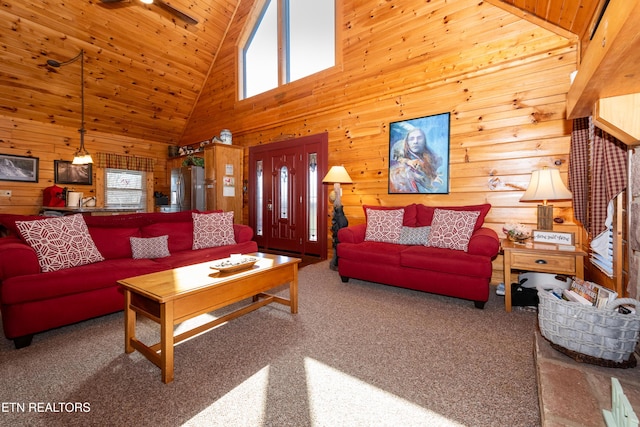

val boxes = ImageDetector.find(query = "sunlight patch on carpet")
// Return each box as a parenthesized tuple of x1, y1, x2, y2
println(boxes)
(174, 313, 220, 336)
(305, 358, 466, 426)
(184, 366, 269, 426)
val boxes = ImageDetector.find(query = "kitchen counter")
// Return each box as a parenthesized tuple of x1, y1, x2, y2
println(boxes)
(41, 207, 144, 216)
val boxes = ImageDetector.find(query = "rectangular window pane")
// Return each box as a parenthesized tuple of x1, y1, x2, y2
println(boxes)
(105, 169, 146, 208)
(256, 160, 264, 236)
(289, 0, 335, 82)
(244, 0, 279, 98)
(308, 153, 318, 241)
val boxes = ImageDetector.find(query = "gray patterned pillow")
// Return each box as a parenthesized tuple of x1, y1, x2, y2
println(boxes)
(398, 226, 431, 246)
(130, 235, 170, 259)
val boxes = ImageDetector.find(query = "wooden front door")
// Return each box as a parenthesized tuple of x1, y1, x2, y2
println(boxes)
(249, 134, 328, 257)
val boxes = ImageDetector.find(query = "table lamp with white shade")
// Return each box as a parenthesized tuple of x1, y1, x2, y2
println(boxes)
(520, 166, 572, 230)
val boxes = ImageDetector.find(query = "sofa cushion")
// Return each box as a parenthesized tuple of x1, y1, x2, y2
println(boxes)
(364, 208, 404, 243)
(141, 221, 193, 253)
(193, 211, 236, 249)
(0, 214, 45, 239)
(415, 203, 491, 230)
(363, 204, 417, 226)
(131, 235, 170, 259)
(400, 245, 493, 278)
(15, 214, 105, 272)
(141, 210, 214, 223)
(89, 226, 141, 259)
(156, 240, 260, 269)
(428, 209, 480, 252)
(83, 212, 151, 229)
(0, 258, 163, 305)
(398, 226, 431, 245)
(338, 241, 405, 267)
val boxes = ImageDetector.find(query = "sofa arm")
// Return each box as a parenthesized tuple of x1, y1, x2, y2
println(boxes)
(0, 237, 41, 281)
(233, 224, 254, 243)
(338, 224, 367, 244)
(467, 227, 500, 257)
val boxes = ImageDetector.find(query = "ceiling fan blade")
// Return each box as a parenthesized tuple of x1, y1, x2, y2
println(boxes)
(154, 0, 199, 25)
(98, 0, 133, 11)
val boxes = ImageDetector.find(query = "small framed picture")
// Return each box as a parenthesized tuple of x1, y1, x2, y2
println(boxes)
(0, 154, 39, 183)
(54, 160, 93, 185)
(532, 230, 575, 245)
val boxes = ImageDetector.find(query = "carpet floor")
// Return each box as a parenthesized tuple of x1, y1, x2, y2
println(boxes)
(0, 261, 540, 426)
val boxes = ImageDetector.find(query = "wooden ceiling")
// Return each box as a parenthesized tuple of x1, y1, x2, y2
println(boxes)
(0, 0, 603, 146)
(0, 0, 239, 145)
(490, 0, 606, 39)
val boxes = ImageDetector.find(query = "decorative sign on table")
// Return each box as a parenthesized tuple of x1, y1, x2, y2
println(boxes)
(532, 230, 575, 245)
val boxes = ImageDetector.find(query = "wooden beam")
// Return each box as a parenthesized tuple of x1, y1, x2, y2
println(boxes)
(593, 94, 640, 145)
(566, 1, 640, 119)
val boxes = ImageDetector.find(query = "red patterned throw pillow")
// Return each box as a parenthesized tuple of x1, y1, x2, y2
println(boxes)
(364, 208, 404, 243)
(16, 214, 105, 272)
(130, 235, 170, 259)
(192, 211, 236, 249)
(428, 209, 480, 252)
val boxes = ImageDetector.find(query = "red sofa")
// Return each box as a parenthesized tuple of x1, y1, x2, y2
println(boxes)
(337, 204, 500, 308)
(0, 210, 258, 348)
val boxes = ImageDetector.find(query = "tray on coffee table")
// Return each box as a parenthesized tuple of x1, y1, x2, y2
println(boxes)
(210, 256, 258, 273)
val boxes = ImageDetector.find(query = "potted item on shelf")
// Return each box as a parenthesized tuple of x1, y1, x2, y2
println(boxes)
(503, 222, 532, 243)
(182, 156, 204, 167)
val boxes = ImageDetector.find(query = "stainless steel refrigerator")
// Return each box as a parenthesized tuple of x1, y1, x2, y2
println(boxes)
(169, 166, 205, 211)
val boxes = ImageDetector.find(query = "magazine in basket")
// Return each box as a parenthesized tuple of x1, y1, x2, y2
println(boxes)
(564, 277, 618, 309)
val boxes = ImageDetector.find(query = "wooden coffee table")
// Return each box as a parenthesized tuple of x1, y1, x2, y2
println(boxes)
(118, 252, 300, 383)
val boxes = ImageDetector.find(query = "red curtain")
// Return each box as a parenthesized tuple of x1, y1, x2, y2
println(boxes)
(569, 118, 589, 229)
(569, 118, 627, 237)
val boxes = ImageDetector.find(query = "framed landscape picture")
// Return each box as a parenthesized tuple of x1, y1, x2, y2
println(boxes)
(0, 154, 39, 183)
(388, 112, 450, 194)
(54, 160, 93, 185)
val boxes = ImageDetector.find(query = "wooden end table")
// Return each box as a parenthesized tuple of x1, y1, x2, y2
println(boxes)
(502, 239, 587, 312)
(118, 252, 300, 383)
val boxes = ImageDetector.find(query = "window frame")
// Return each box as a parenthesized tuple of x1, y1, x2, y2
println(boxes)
(238, 0, 340, 101)
(103, 168, 148, 209)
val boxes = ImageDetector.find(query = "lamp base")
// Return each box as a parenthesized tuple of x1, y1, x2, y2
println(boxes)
(329, 205, 348, 271)
(537, 204, 554, 230)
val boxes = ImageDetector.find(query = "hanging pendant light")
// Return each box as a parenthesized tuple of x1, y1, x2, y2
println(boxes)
(46, 49, 93, 165)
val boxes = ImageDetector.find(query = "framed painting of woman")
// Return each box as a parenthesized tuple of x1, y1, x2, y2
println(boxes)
(388, 112, 450, 194)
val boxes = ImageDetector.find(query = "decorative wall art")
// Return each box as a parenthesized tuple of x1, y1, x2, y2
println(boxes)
(54, 160, 92, 185)
(388, 112, 450, 194)
(0, 154, 39, 183)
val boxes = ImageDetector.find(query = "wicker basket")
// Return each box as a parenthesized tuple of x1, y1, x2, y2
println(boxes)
(538, 288, 640, 364)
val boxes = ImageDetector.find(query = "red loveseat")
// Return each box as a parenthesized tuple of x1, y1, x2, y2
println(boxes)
(337, 204, 500, 308)
(0, 210, 257, 348)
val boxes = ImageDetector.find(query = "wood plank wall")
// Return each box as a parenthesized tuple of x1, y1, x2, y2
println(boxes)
(181, 0, 581, 285)
(0, 116, 171, 213)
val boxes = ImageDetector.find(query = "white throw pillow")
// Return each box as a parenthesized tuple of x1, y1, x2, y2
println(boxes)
(16, 214, 104, 272)
(364, 208, 404, 243)
(192, 211, 236, 249)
